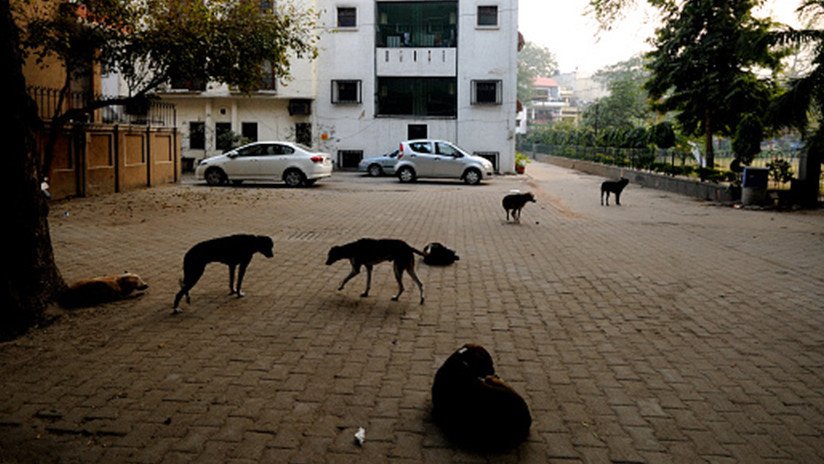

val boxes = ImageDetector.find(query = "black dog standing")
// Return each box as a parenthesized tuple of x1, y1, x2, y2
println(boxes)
(172, 234, 274, 313)
(432, 344, 532, 450)
(502, 192, 536, 222)
(600, 177, 629, 206)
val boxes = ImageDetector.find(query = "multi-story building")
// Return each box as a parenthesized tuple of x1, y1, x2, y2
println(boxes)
(162, 0, 519, 174)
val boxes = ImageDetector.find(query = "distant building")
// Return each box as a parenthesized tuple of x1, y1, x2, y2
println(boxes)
(160, 0, 520, 173)
(517, 71, 609, 134)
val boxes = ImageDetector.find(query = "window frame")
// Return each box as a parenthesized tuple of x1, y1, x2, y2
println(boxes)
(476, 5, 499, 28)
(337, 6, 357, 28)
(331, 80, 363, 104)
(471, 79, 502, 105)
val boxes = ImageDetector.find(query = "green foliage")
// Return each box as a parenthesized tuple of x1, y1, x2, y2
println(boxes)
(767, 158, 794, 183)
(22, 0, 319, 96)
(643, 0, 783, 169)
(515, 152, 531, 167)
(518, 42, 558, 103)
(650, 121, 676, 149)
(732, 114, 764, 165)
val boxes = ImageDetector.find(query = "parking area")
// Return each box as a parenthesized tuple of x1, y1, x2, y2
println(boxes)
(1, 162, 823, 463)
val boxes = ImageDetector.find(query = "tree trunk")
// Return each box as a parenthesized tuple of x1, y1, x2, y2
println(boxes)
(798, 132, 823, 208)
(1, 0, 66, 340)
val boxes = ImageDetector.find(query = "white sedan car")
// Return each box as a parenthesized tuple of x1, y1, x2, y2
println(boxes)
(196, 141, 333, 187)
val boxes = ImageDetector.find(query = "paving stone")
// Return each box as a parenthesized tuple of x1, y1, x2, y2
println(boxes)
(0, 164, 822, 463)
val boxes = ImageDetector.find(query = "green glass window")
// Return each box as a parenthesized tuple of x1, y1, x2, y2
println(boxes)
(377, 77, 456, 117)
(376, 1, 457, 48)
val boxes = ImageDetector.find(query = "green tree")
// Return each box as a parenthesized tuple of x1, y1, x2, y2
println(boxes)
(2, 0, 318, 339)
(769, 0, 824, 206)
(644, 0, 780, 172)
(582, 75, 654, 133)
(517, 41, 558, 103)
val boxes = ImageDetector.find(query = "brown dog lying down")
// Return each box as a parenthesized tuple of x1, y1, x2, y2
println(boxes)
(59, 272, 148, 309)
(431, 344, 532, 450)
(173, 234, 274, 314)
(326, 238, 425, 304)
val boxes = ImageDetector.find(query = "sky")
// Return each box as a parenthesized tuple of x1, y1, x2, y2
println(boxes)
(518, 0, 805, 77)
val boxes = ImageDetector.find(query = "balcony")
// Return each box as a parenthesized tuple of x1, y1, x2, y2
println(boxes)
(376, 47, 457, 77)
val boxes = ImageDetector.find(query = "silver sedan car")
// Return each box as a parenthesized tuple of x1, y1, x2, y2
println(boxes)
(358, 150, 399, 177)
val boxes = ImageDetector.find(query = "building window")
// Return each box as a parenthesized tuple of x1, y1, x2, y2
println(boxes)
(332, 80, 362, 104)
(471, 80, 502, 105)
(260, 61, 276, 91)
(477, 5, 498, 27)
(189, 122, 205, 149)
(408, 124, 427, 139)
(338, 150, 364, 169)
(337, 7, 357, 28)
(241, 122, 258, 142)
(295, 123, 312, 146)
(377, 77, 456, 117)
(376, 1, 457, 48)
(171, 77, 206, 92)
(215, 122, 233, 151)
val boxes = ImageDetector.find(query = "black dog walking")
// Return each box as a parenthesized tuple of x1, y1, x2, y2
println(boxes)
(172, 234, 274, 313)
(326, 238, 425, 304)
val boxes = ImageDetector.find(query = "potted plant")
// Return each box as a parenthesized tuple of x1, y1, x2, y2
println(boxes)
(515, 152, 530, 174)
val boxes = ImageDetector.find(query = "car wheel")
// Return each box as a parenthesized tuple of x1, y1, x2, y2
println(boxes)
(231, 180, 243, 186)
(205, 168, 227, 186)
(368, 164, 383, 177)
(463, 168, 481, 185)
(283, 169, 306, 188)
(398, 166, 416, 183)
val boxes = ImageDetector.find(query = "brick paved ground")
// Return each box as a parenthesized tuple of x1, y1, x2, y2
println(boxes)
(1, 161, 823, 463)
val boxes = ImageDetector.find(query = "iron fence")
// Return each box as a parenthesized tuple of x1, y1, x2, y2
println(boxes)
(27, 86, 176, 127)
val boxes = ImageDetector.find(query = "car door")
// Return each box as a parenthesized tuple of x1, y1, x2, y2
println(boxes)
(407, 141, 436, 176)
(226, 143, 265, 179)
(382, 150, 399, 171)
(255, 143, 292, 179)
(434, 141, 467, 178)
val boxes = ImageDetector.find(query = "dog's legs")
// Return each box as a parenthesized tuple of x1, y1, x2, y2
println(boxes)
(515, 208, 521, 223)
(361, 265, 373, 297)
(228, 264, 237, 295)
(173, 266, 204, 313)
(615, 192, 622, 206)
(235, 261, 249, 297)
(600, 190, 605, 206)
(391, 263, 405, 301)
(338, 262, 360, 291)
(406, 265, 425, 305)
(506, 209, 510, 221)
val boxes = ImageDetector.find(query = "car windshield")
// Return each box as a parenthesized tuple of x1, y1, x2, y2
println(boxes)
(294, 143, 314, 152)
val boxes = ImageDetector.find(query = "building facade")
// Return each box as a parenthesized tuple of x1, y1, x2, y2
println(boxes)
(162, 0, 519, 174)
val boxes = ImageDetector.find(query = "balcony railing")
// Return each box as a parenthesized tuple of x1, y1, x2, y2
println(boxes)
(27, 86, 177, 127)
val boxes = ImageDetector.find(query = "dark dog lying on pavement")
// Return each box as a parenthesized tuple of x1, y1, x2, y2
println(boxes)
(601, 177, 629, 206)
(59, 272, 148, 309)
(423, 242, 460, 266)
(432, 344, 532, 450)
(326, 238, 425, 304)
(172, 234, 274, 313)
(502, 192, 536, 222)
